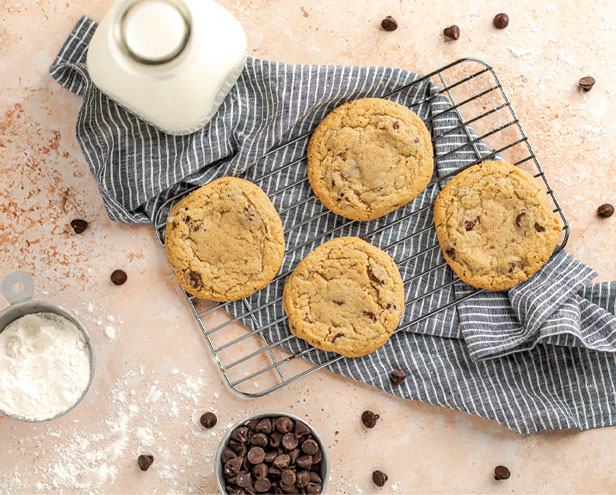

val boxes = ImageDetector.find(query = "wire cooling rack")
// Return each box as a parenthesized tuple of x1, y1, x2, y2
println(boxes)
(153, 58, 570, 397)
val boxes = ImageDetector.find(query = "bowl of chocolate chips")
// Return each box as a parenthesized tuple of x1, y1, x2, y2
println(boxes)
(216, 411, 329, 494)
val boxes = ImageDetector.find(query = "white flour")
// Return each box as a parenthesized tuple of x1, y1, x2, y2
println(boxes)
(0, 312, 91, 420)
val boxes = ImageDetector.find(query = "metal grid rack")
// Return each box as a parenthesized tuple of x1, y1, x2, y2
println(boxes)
(153, 58, 570, 397)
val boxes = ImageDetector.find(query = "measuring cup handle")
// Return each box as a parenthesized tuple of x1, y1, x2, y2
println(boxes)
(1, 271, 35, 304)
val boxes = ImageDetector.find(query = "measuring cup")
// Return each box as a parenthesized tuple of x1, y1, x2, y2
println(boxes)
(0, 270, 96, 422)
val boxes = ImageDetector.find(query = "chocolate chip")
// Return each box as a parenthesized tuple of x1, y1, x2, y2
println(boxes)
(255, 418, 272, 434)
(309, 472, 322, 483)
(183, 215, 191, 223)
(137, 454, 153, 471)
(236, 471, 252, 488)
(247, 447, 265, 464)
(263, 450, 278, 464)
(380, 16, 398, 31)
(597, 203, 614, 218)
(281, 469, 296, 486)
(288, 448, 300, 464)
(494, 465, 511, 480)
(331, 332, 344, 343)
(187, 270, 202, 289)
(254, 477, 272, 493)
(296, 470, 310, 488)
(252, 462, 268, 479)
(282, 433, 299, 450)
(372, 470, 388, 487)
(226, 484, 243, 494)
(515, 212, 526, 227)
(307, 482, 322, 494)
(200, 411, 217, 428)
(361, 410, 379, 428)
(224, 456, 244, 477)
(222, 447, 237, 463)
(191, 222, 201, 232)
(493, 13, 509, 29)
(579, 76, 596, 93)
(534, 223, 545, 232)
(275, 417, 294, 433)
(70, 219, 88, 234)
(367, 267, 384, 284)
(390, 370, 406, 386)
(269, 466, 282, 477)
(443, 24, 460, 40)
(445, 247, 456, 259)
(332, 300, 344, 306)
(251, 433, 269, 448)
(311, 449, 322, 464)
(392, 121, 400, 130)
(273, 454, 291, 469)
(280, 481, 297, 494)
(296, 455, 312, 469)
(111, 269, 127, 286)
(269, 431, 282, 448)
(294, 421, 311, 438)
(246, 419, 259, 431)
(232, 427, 250, 444)
(363, 311, 377, 321)
(301, 439, 319, 455)
(244, 205, 255, 221)
(246, 485, 256, 495)
(229, 440, 247, 456)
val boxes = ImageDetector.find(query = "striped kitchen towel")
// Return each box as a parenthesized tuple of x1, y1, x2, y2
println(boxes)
(50, 17, 616, 433)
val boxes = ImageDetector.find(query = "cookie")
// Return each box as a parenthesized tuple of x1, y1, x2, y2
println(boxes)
(164, 177, 285, 302)
(282, 237, 405, 357)
(307, 98, 434, 221)
(434, 161, 562, 291)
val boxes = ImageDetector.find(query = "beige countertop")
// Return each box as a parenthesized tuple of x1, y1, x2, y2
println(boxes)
(1, 0, 615, 493)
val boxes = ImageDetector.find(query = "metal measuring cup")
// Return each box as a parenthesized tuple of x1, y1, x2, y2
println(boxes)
(0, 270, 96, 422)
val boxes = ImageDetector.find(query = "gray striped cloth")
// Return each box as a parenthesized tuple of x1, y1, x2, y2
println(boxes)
(51, 17, 616, 433)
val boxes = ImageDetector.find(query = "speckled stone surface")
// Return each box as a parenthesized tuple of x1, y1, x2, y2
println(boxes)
(1, 0, 615, 493)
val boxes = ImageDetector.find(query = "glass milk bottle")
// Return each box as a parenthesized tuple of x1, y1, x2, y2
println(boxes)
(87, 0, 246, 135)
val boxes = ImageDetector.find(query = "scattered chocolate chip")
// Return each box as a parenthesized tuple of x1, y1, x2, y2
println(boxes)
(248, 447, 265, 464)
(282, 433, 299, 450)
(494, 465, 511, 480)
(372, 470, 388, 487)
(493, 13, 509, 29)
(137, 454, 153, 471)
(70, 219, 88, 234)
(367, 267, 384, 284)
(443, 24, 460, 40)
(392, 120, 400, 130)
(363, 311, 377, 321)
(307, 482, 322, 494)
(171, 220, 178, 229)
(222, 447, 237, 463)
(256, 418, 272, 434)
(331, 332, 344, 343)
(244, 205, 255, 221)
(236, 470, 252, 488)
(390, 370, 406, 386)
(111, 269, 127, 286)
(269, 431, 282, 448)
(597, 203, 614, 218)
(224, 456, 244, 477)
(445, 247, 456, 259)
(515, 212, 526, 227)
(296, 455, 312, 470)
(380, 15, 398, 31)
(191, 222, 201, 232)
(187, 270, 202, 289)
(294, 421, 311, 438)
(332, 300, 344, 306)
(309, 472, 322, 483)
(534, 223, 545, 232)
(254, 478, 272, 493)
(296, 470, 310, 488)
(232, 427, 249, 444)
(301, 439, 319, 455)
(183, 215, 191, 223)
(200, 411, 217, 429)
(251, 433, 269, 448)
(273, 454, 291, 469)
(275, 417, 294, 433)
(579, 76, 596, 93)
(361, 410, 380, 428)
(281, 469, 296, 486)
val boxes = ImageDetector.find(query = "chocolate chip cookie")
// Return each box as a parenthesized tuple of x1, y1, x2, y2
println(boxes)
(434, 161, 562, 291)
(307, 98, 434, 221)
(164, 177, 285, 302)
(282, 237, 405, 357)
